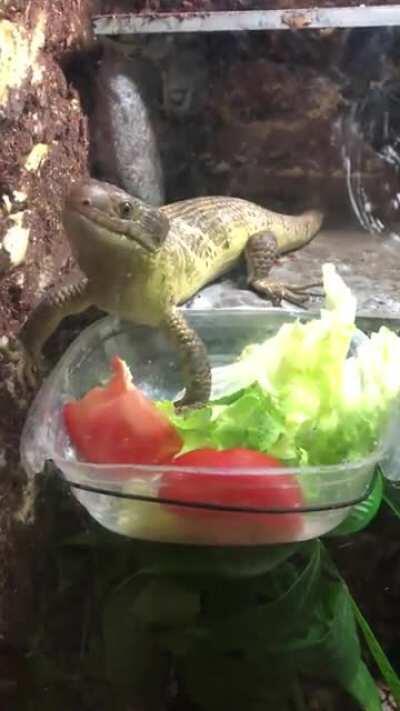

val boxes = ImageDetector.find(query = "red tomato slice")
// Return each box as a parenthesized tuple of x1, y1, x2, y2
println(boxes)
(159, 448, 304, 542)
(63, 356, 182, 468)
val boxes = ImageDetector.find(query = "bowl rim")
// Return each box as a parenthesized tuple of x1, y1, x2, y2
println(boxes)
(53, 442, 385, 476)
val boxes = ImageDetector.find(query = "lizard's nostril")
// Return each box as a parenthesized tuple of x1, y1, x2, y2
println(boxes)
(82, 198, 91, 207)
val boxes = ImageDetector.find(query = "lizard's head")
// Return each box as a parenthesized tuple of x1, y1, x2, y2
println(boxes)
(63, 179, 169, 255)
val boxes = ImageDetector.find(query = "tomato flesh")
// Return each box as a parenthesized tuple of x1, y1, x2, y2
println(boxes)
(63, 356, 182, 468)
(159, 448, 304, 542)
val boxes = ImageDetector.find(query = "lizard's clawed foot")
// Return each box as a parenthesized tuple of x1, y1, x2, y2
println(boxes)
(173, 395, 204, 413)
(173, 383, 210, 412)
(250, 279, 323, 308)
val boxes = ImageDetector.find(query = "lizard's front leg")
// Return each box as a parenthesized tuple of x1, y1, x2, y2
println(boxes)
(17, 277, 92, 386)
(162, 307, 211, 409)
(245, 232, 322, 307)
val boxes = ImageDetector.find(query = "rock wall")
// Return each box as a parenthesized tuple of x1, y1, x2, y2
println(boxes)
(88, 28, 400, 228)
(0, 0, 92, 700)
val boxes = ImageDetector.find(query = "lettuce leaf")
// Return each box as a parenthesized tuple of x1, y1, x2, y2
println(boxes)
(158, 384, 286, 456)
(158, 264, 400, 466)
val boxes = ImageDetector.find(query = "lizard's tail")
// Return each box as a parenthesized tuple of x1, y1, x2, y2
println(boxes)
(267, 208, 324, 254)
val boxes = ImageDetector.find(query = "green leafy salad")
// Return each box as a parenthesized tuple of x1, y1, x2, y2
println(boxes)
(159, 263, 400, 466)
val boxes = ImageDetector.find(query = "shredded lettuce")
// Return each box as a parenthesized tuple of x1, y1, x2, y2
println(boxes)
(159, 383, 286, 456)
(158, 264, 400, 465)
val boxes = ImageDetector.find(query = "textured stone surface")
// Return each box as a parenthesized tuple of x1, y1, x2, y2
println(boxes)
(84, 29, 400, 228)
(0, 2, 90, 338)
(0, 0, 91, 694)
(90, 47, 165, 205)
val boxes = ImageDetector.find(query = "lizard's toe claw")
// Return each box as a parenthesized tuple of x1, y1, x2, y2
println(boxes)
(174, 383, 209, 411)
(173, 396, 203, 413)
(251, 279, 323, 308)
(288, 281, 323, 298)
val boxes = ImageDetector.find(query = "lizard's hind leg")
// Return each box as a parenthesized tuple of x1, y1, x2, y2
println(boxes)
(245, 232, 322, 307)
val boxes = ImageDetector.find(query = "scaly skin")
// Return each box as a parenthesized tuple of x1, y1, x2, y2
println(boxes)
(20, 179, 323, 406)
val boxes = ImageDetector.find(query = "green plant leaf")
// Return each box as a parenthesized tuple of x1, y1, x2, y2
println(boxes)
(132, 540, 299, 579)
(202, 541, 322, 652)
(323, 544, 400, 705)
(351, 597, 400, 706)
(283, 580, 360, 683)
(383, 479, 400, 519)
(264, 573, 381, 709)
(179, 642, 294, 711)
(132, 577, 200, 626)
(102, 576, 169, 706)
(326, 471, 383, 537)
(346, 661, 382, 711)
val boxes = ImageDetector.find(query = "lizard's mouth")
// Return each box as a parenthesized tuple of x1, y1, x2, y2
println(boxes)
(63, 180, 169, 253)
(66, 206, 163, 253)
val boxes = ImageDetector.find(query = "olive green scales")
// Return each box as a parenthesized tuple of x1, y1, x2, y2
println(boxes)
(20, 179, 323, 406)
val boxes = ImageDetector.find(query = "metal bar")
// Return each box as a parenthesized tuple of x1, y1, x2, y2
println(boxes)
(93, 6, 400, 35)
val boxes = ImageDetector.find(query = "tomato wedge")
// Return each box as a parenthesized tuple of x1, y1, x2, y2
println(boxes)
(159, 448, 304, 542)
(63, 356, 182, 467)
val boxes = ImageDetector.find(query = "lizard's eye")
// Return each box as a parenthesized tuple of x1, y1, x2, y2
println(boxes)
(119, 201, 134, 219)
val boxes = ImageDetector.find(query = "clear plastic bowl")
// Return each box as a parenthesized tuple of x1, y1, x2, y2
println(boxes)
(20, 310, 393, 546)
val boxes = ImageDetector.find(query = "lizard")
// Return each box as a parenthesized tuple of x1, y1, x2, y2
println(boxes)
(19, 179, 323, 408)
